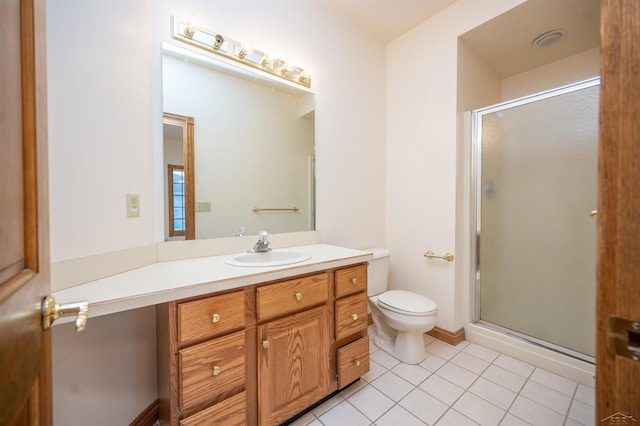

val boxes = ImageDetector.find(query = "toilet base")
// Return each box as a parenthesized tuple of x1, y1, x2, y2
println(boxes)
(371, 330, 427, 365)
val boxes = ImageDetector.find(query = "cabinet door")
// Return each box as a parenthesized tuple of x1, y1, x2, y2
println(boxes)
(258, 306, 332, 425)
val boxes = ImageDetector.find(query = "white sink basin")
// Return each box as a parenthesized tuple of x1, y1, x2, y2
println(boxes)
(226, 249, 311, 267)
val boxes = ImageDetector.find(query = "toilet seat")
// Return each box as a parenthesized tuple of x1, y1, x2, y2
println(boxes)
(377, 290, 437, 316)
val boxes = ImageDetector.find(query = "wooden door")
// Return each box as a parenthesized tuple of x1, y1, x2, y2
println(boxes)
(0, 0, 52, 424)
(596, 0, 640, 422)
(258, 306, 331, 426)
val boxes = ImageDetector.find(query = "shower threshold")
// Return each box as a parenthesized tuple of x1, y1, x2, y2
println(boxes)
(475, 320, 595, 364)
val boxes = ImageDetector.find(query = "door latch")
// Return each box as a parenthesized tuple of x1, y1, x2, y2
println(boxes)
(607, 316, 640, 361)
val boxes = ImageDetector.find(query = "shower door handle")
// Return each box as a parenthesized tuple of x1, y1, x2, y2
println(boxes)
(607, 317, 640, 362)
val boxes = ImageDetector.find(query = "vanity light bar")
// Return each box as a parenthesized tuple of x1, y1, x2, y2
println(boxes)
(172, 17, 311, 89)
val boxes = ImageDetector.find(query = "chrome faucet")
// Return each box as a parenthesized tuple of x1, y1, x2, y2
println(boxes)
(248, 230, 271, 253)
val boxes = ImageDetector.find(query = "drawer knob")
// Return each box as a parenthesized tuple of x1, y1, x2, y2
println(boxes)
(354, 359, 361, 367)
(295, 292, 303, 301)
(262, 340, 270, 349)
(211, 313, 220, 323)
(212, 365, 221, 376)
(351, 313, 359, 321)
(351, 278, 358, 285)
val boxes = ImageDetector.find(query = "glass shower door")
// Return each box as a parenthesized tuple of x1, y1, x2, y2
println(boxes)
(474, 78, 599, 360)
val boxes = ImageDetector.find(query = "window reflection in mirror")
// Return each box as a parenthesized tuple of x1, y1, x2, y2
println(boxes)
(162, 43, 316, 241)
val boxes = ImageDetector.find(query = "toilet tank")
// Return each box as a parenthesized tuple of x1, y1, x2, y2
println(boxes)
(365, 248, 390, 296)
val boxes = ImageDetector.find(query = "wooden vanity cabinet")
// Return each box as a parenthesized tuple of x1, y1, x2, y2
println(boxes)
(257, 273, 332, 425)
(157, 263, 369, 425)
(156, 289, 253, 425)
(334, 265, 370, 389)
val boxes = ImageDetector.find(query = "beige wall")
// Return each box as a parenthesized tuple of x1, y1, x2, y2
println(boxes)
(386, 0, 527, 333)
(47, 0, 600, 421)
(387, 0, 599, 334)
(47, 0, 386, 423)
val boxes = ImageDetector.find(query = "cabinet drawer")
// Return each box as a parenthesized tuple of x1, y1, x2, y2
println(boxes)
(335, 264, 367, 298)
(178, 291, 245, 345)
(257, 273, 329, 321)
(179, 391, 246, 426)
(337, 336, 370, 388)
(178, 330, 245, 410)
(335, 292, 368, 341)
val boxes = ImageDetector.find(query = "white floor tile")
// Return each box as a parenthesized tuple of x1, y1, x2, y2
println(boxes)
(468, 377, 517, 410)
(311, 394, 344, 417)
(492, 354, 535, 378)
(568, 398, 595, 425)
(370, 348, 401, 370)
(399, 388, 448, 425)
(419, 353, 447, 372)
(453, 392, 505, 426)
(462, 342, 500, 363)
(565, 418, 587, 426)
(509, 396, 565, 426)
(305, 338, 595, 426)
(499, 413, 531, 426)
(450, 351, 491, 375)
(426, 340, 460, 360)
(520, 380, 571, 415)
(418, 373, 465, 406)
(370, 371, 415, 401)
(574, 383, 595, 405)
(318, 400, 371, 426)
(482, 365, 527, 393)
(339, 378, 367, 398)
(347, 385, 394, 421)
(436, 362, 479, 389)
(375, 405, 427, 426)
(529, 368, 577, 397)
(391, 362, 431, 386)
(436, 409, 479, 426)
(362, 359, 387, 383)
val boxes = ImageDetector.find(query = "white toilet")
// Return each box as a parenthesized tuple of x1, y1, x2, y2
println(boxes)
(367, 248, 437, 364)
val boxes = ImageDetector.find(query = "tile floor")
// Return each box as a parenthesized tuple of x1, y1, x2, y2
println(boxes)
(289, 328, 595, 426)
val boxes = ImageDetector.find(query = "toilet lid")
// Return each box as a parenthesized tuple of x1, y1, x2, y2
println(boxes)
(377, 290, 437, 316)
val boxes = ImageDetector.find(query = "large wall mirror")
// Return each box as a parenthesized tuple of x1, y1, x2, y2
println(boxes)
(162, 42, 316, 240)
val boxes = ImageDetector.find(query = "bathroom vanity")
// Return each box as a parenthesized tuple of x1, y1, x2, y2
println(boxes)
(156, 263, 369, 425)
(52, 244, 371, 425)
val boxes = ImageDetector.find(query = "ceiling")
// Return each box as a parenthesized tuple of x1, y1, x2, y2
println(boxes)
(322, 0, 600, 78)
(320, 0, 457, 42)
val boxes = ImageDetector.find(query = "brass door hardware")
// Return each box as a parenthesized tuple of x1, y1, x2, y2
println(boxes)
(41, 295, 89, 332)
(589, 209, 598, 218)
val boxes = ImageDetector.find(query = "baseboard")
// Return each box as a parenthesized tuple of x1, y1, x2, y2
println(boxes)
(129, 399, 159, 426)
(426, 326, 466, 346)
(367, 315, 465, 347)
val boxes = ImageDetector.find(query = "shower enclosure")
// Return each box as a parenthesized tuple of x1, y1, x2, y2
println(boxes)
(472, 78, 599, 362)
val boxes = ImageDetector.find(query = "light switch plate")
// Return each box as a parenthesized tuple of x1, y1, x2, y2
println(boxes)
(196, 202, 211, 212)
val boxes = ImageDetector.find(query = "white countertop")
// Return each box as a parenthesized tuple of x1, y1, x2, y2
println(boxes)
(52, 244, 372, 325)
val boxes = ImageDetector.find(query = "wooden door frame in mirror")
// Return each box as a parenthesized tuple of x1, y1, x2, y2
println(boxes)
(163, 112, 195, 240)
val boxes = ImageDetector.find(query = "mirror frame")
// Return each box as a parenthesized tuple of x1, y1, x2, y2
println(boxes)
(163, 112, 195, 239)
